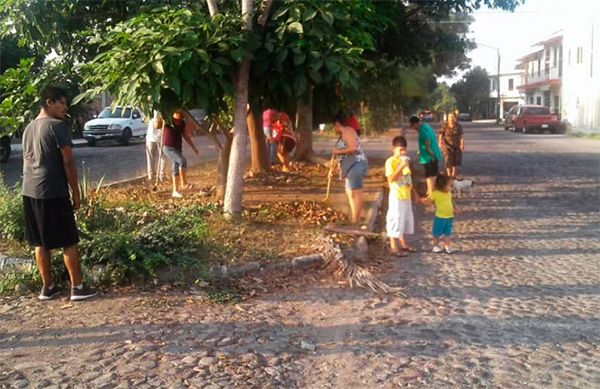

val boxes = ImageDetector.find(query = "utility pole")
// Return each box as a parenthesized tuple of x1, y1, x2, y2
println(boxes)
(497, 48, 501, 123)
(477, 42, 502, 123)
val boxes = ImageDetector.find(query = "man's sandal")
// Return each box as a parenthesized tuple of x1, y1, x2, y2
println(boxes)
(401, 247, 417, 253)
(390, 251, 408, 257)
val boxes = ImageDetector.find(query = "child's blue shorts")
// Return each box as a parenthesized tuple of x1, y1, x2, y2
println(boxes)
(432, 216, 453, 238)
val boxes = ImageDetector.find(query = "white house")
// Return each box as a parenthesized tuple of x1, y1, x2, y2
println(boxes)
(488, 69, 525, 118)
(517, 32, 563, 114)
(561, 13, 600, 131)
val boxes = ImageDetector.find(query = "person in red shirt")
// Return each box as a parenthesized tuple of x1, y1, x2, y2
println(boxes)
(272, 112, 296, 172)
(162, 110, 199, 198)
(262, 108, 278, 165)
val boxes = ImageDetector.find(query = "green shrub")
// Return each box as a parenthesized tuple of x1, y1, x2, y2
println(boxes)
(77, 204, 211, 285)
(0, 186, 214, 292)
(0, 181, 25, 241)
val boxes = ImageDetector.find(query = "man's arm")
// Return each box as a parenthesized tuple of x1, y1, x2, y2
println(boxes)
(425, 139, 434, 159)
(60, 146, 80, 210)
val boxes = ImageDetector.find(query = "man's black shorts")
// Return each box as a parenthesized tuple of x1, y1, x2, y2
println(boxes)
(23, 196, 79, 249)
(423, 159, 439, 178)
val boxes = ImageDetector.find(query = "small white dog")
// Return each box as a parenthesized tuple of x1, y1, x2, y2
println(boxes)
(452, 178, 475, 197)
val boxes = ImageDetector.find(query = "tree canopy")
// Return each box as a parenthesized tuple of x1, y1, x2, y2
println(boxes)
(451, 66, 490, 117)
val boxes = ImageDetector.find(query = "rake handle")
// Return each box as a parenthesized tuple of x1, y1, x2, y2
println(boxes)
(324, 153, 335, 201)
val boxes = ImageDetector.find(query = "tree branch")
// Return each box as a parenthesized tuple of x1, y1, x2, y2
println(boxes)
(206, 0, 219, 17)
(257, 0, 274, 27)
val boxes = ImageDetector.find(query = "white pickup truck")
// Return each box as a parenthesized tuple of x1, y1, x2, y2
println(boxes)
(83, 106, 146, 146)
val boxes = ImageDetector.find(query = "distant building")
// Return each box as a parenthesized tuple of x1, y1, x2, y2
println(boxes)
(487, 69, 525, 119)
(517, 32, 563, 114)
(89, 92, 112, 116)
(561, 13, 600, 131)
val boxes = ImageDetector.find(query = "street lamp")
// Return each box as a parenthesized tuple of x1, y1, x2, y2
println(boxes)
(477, 42, 501, 123)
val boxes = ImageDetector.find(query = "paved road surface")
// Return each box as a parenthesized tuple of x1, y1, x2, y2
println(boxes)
(1, 124, 599, 388)
(0, 136, 220, 187)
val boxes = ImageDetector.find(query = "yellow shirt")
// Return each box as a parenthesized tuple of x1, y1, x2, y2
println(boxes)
(431, 190, 453, 218)
(385, 155, 412, 201)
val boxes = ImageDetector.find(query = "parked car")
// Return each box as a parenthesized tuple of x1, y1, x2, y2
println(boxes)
(458, 112, 472, 122)
(504, 105, 565, 134)
(419, 109, 435, 122)
(0, 133, 11, 163)
(83, 106, 146, 146)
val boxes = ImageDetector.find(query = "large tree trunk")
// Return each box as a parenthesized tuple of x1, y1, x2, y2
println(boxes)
(247, 107, 269, 173)
(217, 135, 233, 200)
(293, 92, 315, 162)
(223, 0, 254, 217)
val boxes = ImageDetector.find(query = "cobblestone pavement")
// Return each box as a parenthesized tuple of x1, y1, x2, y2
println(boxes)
(1, 124, 600, 388)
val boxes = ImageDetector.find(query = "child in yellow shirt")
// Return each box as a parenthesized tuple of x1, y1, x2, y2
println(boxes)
(385, 136, 417, 256)
(420, 174, 455, 254)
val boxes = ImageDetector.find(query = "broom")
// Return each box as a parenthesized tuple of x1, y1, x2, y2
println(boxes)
(322, 153, 336, 202)
(316, 234, 407, 298)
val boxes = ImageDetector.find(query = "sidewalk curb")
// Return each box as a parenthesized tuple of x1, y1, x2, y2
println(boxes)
(209, 254, 324, 279)
(355, 189, 385, 253)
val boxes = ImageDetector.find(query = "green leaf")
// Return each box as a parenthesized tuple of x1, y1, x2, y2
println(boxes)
(324, 58, 340, 74)
(153, 60, 164, 74)
(304, 9, 318, 21)
(287, 22, 303, 34)
(308, 68, 321, 83)
(293, 53, 306, 66)
(321, 11, 334, 25)
(294, 74, 307, 97)
(167, 76, 181, 96)
(275, 49, 288, 65)
(230, 49, 243, 62)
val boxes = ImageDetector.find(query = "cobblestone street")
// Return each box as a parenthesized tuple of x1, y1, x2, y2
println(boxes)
(1, 124, 599, 388)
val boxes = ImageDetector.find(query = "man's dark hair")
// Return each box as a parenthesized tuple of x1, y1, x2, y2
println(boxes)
(40, 86, 67, 108)
(333, 110, 348, 124)
(409, 116, 420, 125)
(435, 174, 451, 191)
(392, 136, 407, 148)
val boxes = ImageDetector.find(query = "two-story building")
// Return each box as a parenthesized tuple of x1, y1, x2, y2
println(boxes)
(517, 32, 563, 114)
(561, 13, 600, 131)
(487, 69, 525, 119)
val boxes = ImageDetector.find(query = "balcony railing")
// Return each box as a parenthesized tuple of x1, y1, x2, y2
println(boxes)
(521, 67, 561, 86)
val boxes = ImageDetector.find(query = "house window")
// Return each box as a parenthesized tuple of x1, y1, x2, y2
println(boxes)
(536, 96, 542, 105)
(508, 79, 514, 91)
(537, 59, 541, 76)
(577, 47, 583, 64)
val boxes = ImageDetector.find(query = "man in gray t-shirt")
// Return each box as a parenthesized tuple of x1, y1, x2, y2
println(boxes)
(21, 86, 97, 301)
(22, 117, 72, 199)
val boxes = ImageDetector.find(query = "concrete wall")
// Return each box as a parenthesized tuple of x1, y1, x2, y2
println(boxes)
(561, 14, 600, 131)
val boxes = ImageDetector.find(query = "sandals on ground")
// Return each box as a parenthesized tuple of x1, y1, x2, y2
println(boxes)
(401, 246, 417, 253)
(390, 250, 408, 257)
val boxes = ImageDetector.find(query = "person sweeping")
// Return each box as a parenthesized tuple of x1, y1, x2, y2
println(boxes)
(161, 110, 199, 198)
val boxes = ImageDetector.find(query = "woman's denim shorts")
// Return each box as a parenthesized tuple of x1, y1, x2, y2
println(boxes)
(345, 161, 368, 190)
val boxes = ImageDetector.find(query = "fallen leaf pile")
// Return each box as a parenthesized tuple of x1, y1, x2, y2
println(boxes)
(246, 200, 347, 225)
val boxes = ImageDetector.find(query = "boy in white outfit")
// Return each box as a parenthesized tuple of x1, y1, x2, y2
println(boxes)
(385, 136, 417, 256)
(145, 112, 166, 181)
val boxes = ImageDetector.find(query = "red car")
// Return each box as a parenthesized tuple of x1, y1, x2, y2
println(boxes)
(504, 105, 565, 134)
